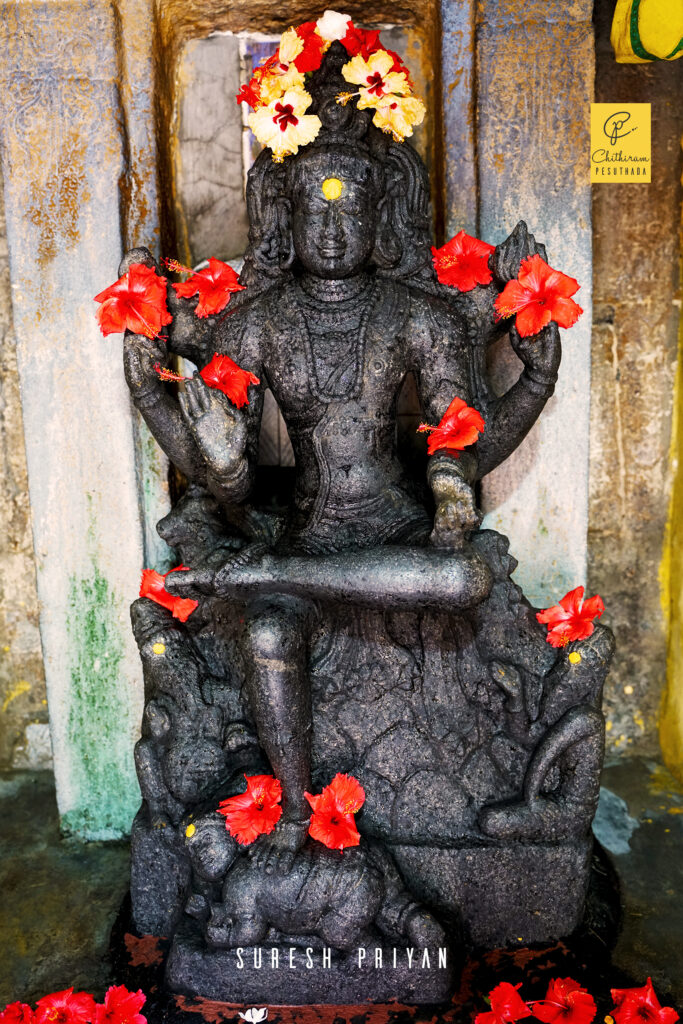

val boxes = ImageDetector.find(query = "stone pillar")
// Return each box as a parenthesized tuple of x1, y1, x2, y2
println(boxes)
(0, 0, 148, 837)
(476, 0, 594, 605)
(442, 0, 594, 606)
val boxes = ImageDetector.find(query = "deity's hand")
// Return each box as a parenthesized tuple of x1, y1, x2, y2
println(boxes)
(178, 376, 248, 478)
(510, 322, 561, 388)
(428, 455, 481, 551)
(490, 221, 545, 285)
(124, 332, 167, 400)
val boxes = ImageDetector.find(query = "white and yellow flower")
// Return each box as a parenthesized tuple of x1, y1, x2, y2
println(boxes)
(316, 9, 352, 42)
(342, 49, 409, 110)
(248, 88, 322, 162)
(372, 94, 426, 142)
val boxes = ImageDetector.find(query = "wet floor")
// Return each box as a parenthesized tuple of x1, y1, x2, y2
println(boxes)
(0, 757, 681, 1011)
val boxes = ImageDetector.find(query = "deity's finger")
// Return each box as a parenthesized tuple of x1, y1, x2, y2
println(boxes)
(183, 379, 203, 418)
(165, 567, 216, 596)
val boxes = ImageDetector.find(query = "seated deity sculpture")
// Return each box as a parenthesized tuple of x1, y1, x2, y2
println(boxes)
(117, 32, 614, 1005)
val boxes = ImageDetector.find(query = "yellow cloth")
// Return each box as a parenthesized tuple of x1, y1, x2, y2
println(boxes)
(611, 0, 683, 62)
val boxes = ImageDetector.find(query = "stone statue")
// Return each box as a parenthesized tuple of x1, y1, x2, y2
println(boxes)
(121, 40, 614, 1005)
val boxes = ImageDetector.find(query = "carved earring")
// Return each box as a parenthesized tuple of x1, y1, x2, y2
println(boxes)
(372, 198, 402, 269)
(276, 199, 296, 271)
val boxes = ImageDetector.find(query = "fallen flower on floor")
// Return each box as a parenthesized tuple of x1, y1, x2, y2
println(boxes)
(217, 774, 283, 845)
(34, 990, 96, 1024)
(533, 978, 597, 1024)
(94, 263, 172, 340)
(536, 586, 604, 647)
(139, 566, 198, 623)
(475, 982, 533, 1024)
(611, 978, 679, 1024)
(418, 396, 485, 457)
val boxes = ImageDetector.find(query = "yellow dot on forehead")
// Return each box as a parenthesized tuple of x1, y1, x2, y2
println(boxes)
(152, 642, 165, 655)
(322, 177, 343, 200)
(568, 651, 581, 665)
(185, 823, 196, 838)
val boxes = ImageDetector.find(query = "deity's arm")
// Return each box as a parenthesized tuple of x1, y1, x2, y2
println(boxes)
(473, 322, 560, 479)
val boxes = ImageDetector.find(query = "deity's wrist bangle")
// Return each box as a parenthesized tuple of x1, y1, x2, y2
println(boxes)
(521, 369, 557, 395)
(210, 458, 249, 487)
(133, 385, 164, 411)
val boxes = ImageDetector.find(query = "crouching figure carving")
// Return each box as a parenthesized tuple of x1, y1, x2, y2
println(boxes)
(115, 21, 613, 1006)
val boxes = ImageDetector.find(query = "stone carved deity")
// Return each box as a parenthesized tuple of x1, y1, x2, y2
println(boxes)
(122, 42, 614, 1005)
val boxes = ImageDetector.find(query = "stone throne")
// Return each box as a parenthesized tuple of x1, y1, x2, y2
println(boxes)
(121, 37, 614, 1006)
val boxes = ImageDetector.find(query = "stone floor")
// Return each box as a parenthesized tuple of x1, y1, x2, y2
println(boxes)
(0, 756, 681, 1011)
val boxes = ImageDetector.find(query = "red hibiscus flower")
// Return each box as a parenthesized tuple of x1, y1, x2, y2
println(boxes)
(494, 254, 583, 338)
(171, 258, 245, 318)
(534, 978, 597, 1024)
(95, 263, 172, 340)
(0, 1004, 34, 1024)
(93, 988, 146, 1024)
(294, 21, 327, 72)
(536, 586, 604, 648)
(432, 231, 495, 291)
(199, 354, 260, 408)
(475, 982, 533, 1024)
(35, 990, 96, 1024)
(305, 773, 366, 852)
(139, 566, 198, 623)
(217, 774, 283, 845)
(611, 979, 679, 1024)
(417, 396, 485, 457)
(236, 80, 261, 108)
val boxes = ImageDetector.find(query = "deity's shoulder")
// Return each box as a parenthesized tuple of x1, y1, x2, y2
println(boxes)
(398, 280, 469, 352)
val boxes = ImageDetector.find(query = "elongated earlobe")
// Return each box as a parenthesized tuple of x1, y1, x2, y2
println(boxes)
(275, 198, 296, 271)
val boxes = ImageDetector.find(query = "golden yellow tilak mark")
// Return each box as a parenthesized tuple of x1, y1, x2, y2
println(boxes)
(152, 642, 165, 655)
(185, 823, 196, 838)
(322, 177, 343, 200)
(568, 651, 582, 665)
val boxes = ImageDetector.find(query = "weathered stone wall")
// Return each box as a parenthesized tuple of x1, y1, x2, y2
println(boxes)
(0, 166, 50, 770)
(590, 0, 683, 756)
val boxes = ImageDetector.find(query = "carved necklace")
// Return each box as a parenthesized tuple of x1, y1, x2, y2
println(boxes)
(292, 277, 377, 403)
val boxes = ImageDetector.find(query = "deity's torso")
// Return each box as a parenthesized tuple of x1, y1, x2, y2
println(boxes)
(212, 275, 469, 553)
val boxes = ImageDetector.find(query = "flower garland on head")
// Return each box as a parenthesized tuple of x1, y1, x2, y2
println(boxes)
(238, 10, 426, 160)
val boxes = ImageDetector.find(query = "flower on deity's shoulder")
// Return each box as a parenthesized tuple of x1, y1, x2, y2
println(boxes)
(494, 253, 583, 338)
(342, 49, 410, 109)
(372, 94, 426, 142)
(432, 231, 495, 291)
(316, 9, 352, 42)
(139, 566, 198, 623)
(93, 987, 146, 1024)
(475, 982, 533, 1024)
(256, 57, 306, 107)
(305, 773, 365, 852)
(417, 396, 485, 457)
(610, 978, 679, 1024)
(34, 990, 96, 1024)
(248, 88, 322, 162)
(217, 774, 283, 845)
(199, 354, 260, 408)
(171, 257, 245, 318)
(536, 586, 604, 648)
(94, 262, 172, 340)
(533, 978, 596, 1024)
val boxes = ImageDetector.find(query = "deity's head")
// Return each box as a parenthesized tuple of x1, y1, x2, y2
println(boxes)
(240, 42, 433, 291)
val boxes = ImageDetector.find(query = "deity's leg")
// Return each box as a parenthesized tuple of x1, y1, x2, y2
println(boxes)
(242, 595, 314, 874)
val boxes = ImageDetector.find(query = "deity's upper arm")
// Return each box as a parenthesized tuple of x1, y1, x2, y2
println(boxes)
(405, 290, 474, 423)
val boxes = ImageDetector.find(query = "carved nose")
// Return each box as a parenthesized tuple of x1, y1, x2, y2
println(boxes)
(323, 204, 343, 243)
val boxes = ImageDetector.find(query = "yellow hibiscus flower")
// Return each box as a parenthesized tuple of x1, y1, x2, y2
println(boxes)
(248, 88, 322, 161)
(372, 95, 426, 142)
(341, 49, 410, 110)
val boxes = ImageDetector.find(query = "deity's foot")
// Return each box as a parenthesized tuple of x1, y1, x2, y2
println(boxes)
(247, 818, 309, 876)
(404, 906, 447, 947)
(478, 797, 585, 842)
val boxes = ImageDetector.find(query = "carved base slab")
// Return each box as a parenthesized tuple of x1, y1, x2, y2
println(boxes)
(392, 840, 592, 948)
(165, 918, 455, 1005)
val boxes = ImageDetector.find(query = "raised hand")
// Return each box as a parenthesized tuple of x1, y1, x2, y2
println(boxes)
(490, 220, 547, 285)
(510, 321, 561, 387)
(178, 375, 248, 477)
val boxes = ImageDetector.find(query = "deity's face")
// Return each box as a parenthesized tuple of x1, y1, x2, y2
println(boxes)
(288, 154, 379, 279)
